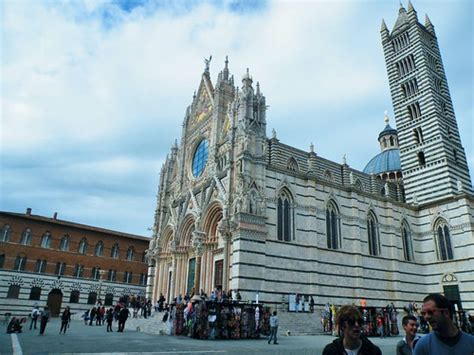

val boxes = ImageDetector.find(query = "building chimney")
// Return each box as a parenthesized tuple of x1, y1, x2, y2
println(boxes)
(26, 208, 32, 215)
(53, 212, 58, 220)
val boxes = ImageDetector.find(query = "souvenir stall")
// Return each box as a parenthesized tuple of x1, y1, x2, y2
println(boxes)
(174, 299, 270, 340)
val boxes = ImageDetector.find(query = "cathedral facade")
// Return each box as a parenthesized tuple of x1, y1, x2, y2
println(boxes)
(146, 3, 474, 313)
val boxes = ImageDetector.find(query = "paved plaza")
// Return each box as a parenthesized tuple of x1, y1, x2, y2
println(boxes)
(1, 318, 403, 354)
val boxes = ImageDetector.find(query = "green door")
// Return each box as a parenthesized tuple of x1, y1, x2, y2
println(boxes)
(187, 258, 196, 295)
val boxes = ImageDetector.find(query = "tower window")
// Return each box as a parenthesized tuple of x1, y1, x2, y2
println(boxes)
(78, 238, 88, 255)
(20, 228, 32, 245)
(413, 127, 424, 144)
(326, 202, 340, 250)
(402, 222, 414, 262)
(59, 234, 70, 251)
(277, 189, 293, 242)
(435, 220, 453, 261)
(367, 212, 380, 256)
(40, 232, 51, 248)
(407, 102, 422, 120)
(417, 151, 426, 165)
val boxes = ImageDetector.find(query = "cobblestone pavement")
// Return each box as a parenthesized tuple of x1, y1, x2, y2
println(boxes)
(1, 318, 401, 354)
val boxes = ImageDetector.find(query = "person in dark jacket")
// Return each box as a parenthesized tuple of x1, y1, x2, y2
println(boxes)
(39, 307, 50, 336)
(106, 308, 114, 332)
(117, 306, 130, 332)
(323, 305, 382, 355)
(59, 306, 71, 334)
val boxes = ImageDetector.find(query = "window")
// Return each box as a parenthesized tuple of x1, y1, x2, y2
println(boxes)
(287, 157, 298, 172)
(123, 271, 132, 283)
(0, 254, 5, 268)
(78, 238, 88, 255)
(108, 269, 117, 282)
(126, 247, 134, 261)
(87, 292, 97, 305)
(413, 127, 424, 144)
(74, 264, 84, 278)
(402, 222, 414, 261)
(418, 151, 426, 165)
(94, 241, 104, 256)
(55, 262, 66, 276)
(7, 285, 20, 299)
(326, 201, 340, 249)
(20, 228, 32, 245)
(277, 189, 293, 242)
(69, 290, 80, 303)
(367, 212, 380, 256)
(35, 259, 47, 273)
(407, 102, 422, 120)
(435, 220, 453, 261)
(59, 234, 70, 251)
(140, 273, 147, 286)
(1, 224, 11, 242)
(40, 232, 51, 248)
(104, 293, 114, 306)
(14, 256, 27, 271)
(111, 243, 120, 259)
(91, 267, 101, 280)
(29, 287, 41, 300)
(192, 139, 209, 177)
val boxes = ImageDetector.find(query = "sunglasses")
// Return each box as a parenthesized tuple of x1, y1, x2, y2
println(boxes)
(421, 308, 447, 316)
(346, 318, 363, 326)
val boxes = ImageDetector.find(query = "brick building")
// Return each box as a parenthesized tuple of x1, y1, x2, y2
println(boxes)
(0, 209, 149, 317)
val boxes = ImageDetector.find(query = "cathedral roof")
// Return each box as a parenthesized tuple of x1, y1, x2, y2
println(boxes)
(363, 148, 401, 175)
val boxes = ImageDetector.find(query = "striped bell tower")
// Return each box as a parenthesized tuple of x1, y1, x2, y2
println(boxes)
(381, 1, 472, 204)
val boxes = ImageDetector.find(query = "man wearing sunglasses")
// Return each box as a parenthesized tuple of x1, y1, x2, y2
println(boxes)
(413, 293, 474, 355)
(323, 305, 381, 355)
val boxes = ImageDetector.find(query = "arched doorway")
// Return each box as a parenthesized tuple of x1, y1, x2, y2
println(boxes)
(47, 289, 63, 317)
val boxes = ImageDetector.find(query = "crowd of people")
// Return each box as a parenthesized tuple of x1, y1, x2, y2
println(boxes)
(5, 291, 474, 355)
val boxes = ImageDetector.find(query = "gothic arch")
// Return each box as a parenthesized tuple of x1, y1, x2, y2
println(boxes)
(274, 178, 296, 201)
(201, 201, 223, 242)
(287, 157, 299, 172)
(323, 169, 334, 182)
(160, 227, 175, 253)
(178, 214, 196, 248)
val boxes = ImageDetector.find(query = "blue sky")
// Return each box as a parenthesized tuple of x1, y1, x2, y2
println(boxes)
(1, 0, 472, 236)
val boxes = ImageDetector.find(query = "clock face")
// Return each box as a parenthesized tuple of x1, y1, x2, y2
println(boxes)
(192, 139, 209, 177)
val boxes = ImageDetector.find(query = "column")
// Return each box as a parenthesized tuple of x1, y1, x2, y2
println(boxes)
(169, 253, 177, 301)
(145, 256, 158, 300)
(192, 230, 205, 293)
(218, 219, 234, 292)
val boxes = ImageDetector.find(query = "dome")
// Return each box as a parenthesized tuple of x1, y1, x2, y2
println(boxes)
(363, 148, 401, 175)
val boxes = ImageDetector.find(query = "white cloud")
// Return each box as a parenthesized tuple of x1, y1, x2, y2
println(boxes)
(1, 0, 472, 234)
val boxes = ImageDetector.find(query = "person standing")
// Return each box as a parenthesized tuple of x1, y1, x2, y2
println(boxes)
(413, 293, 474, 355)
(322, 305, 382, 355)
(310, 296, 315, 313)
(30, 305, 40, 330)
(118, 306, 130, 332)
(106, 308, 114, 332)
(396, 315, 419, 355)
(268, 311, 279, 345)
(376, 314, 384, 338)
(39, 306, 50, 336)
(60, 306, 71, 334)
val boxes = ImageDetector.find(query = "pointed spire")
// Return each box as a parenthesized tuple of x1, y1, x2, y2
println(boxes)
(399, 1, 406, 13)
(381, 18, 388, 32)
(256, 82, 261, 96)
(242, 68, 253, 88)
(310, 142, 314, 153)
(384, 110, 390, 124)
(407, 0, 415, 13)
(223, 55, 229, 80)
(425, 14, 435, 33)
